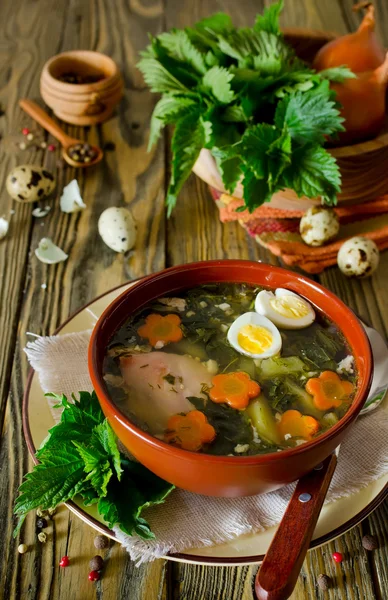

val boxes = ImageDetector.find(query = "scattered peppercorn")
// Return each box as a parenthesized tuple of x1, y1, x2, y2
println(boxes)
(18, 544, 28, 554)
(19, 142, 27, 150)
(317, 574, 331, 590)
(103, 141, 115, 151)
(88, 570, 100, 582)
(362, 534, 378, 551)
(38, 532, 47, 543)
(94, 534, 109, 549)
(332, 551, 343, 563)
(48, 507, 57, 517)
(27, 133, 34, 141)
(22, 128, 30, 135)
(36, 517, 48, 529)
(36, 508, 48, 518)
(67, 142, 98, 164)
(40, 141, 47, 149)
(59, 556, 70, 567)
(48, 144, 56, 152)
(89, 555, 104, 571)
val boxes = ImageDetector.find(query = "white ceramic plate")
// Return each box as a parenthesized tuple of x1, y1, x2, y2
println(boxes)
(23, 282, 388, 566)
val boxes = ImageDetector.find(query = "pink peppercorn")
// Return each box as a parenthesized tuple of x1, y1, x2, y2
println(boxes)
(22, 127, 30, 135)
(48, 144, 56, 152)
(88, 570, 100, 581)
(332, 552, 343, 563)
(59, 556, 70, 567)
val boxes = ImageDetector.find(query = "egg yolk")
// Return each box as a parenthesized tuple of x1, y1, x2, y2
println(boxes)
(237, 324, 273, 354)
(269, 296, 310, 320)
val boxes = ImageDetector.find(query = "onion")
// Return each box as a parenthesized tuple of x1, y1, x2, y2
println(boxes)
(313, 2, 385, 73)
(331, 52, 388, 145)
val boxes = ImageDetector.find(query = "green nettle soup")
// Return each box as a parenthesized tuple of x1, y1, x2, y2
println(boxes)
(103, 283, 357, 456)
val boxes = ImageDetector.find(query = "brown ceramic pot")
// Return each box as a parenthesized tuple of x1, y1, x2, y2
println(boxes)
(40, 50, 124, 125)
(88, 261, 373, 497)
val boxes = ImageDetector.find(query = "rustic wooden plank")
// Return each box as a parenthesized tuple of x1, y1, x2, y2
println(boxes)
(0, 0, 167, 599)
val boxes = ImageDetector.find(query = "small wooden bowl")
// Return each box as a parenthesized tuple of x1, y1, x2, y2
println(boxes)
(40, 50, 124, 125)
(193, 28, 388, 210)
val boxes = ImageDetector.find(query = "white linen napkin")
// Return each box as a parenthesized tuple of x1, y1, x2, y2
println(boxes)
(25, 328, 388, 564)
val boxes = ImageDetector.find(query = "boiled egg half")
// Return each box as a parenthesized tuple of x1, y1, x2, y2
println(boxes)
(255, 288, 315, 329)
(227, 312, 282, 359)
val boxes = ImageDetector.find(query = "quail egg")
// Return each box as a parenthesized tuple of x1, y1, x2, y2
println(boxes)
(300, 207, 339, 247)
(255, 288, 315, 329)
(337, 236, 379, 278)
(227, 312, 282, 359)
(98, 207, 137, 253)
(6, 165, 55, 203)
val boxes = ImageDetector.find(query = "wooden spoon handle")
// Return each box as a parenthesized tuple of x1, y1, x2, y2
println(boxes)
(255, 453, 338, 600)
(19, 99, 71, 146)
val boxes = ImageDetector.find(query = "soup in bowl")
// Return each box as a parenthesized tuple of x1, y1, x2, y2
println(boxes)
(88, 261, 373, 497)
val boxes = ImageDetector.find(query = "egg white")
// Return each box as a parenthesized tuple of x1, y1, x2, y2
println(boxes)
(227, 312, 282, 359)
(255, 288, 315, 329)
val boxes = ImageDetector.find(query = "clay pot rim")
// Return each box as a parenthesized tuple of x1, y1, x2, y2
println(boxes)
(41, 50, 120, 93)
(88, 260, 373, 466)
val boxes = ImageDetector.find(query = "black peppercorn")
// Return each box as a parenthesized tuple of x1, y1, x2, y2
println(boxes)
(36, 517, 48, 529)
(362, 534, 378, 551)
(94, 534, 109, 549)
(317, 574, 331, 590)
(89, 555, 104, 571)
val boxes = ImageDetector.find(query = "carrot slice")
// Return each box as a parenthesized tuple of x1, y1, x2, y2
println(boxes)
(209, 372, 261, 410)
(278, 409, 320, 441)
(137, 313, 183, 347)
(306, 371, 354, 411)
(165, 410, 216, 452)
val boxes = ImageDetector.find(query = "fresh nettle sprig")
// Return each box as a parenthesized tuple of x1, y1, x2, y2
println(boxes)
(14, 391, 174, 539)
(137, 0, 355, 215)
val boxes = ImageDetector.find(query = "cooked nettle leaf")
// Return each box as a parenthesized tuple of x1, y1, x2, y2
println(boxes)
(138, 0, 346, 213)
(14, 391, 174, 539)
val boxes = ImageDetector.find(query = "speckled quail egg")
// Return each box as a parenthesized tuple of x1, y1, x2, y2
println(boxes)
(6, 165, 55, 203)
(299, 206, 339, 247)
(255, 288, 315, 329)
(227, 312, 282, 359)
(98, 207, 137, 253)
(337, 236, 379, 278)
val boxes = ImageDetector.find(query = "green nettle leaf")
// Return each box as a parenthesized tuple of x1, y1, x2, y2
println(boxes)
(254, 0, 284, 35)
(205, 50, 219, 67)
(166, 111, 206, 215)
(202, 66, 235, 104)
(222, 105, 247, 122)
(137, 58, 188, 93)
(318, 66, 356, 83)
(212, 147, 242, 194)
(275, 83, 345, 145)
(93, 421, 123, 480)
(194, 12, 233, 35)
(157, 30, 207, 74)
(148, 95, 198, 150)
(240, 124, 280, 179)
(241, 165, 272, 210)
(282, 145, 341, 204)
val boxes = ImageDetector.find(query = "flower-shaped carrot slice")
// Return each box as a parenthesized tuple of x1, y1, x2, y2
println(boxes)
(165, 410, 216, 452)
(137, 313, 183, 347)
(306, 371, 354, 411)
(278, 409, 320, 441)
(209, 372, 261, 410)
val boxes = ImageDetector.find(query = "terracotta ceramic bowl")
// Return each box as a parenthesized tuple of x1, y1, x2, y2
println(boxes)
(88, 261, 373, 497)
(40, 50, 124, 125)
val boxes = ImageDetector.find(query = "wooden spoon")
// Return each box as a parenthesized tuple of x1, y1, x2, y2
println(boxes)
(255, 453, 338, 600)
(19, 99, 103, 168)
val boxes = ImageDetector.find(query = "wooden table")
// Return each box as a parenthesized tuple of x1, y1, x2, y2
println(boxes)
(1, 0, 387, 598)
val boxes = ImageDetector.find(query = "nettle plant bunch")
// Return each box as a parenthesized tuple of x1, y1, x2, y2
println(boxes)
(138, 0, 355, 215)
